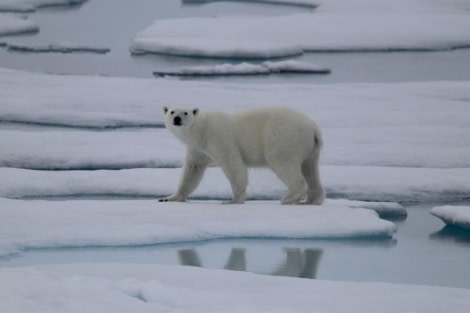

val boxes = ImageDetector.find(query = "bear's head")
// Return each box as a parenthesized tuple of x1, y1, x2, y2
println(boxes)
(163, 107, 199, 131)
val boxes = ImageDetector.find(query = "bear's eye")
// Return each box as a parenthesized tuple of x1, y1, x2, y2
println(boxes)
(184, 112, 188, 116)
(170, 111, 174, 115)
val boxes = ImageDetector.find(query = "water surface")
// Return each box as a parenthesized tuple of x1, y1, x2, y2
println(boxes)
(2, 202, 469, 288)
(1, 0, 470, 83)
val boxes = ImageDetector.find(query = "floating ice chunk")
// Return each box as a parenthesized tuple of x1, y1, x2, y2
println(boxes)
(0, 198, 397, 256)
(154, 60, 329, 77)
(0, 0, 87, 12)
(430, 206, 470, 230)
(154, 62, 270, 77)
(182, 0, 319, 9)
(131, 37, 304, 59)
(6, 42, 110, 54)
(131, 13, 470, 58)
(0, 14, 38, 36)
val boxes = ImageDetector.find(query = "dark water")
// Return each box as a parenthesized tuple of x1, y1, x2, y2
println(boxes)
(1, 0, 470, 83)
(2, 202, 470, 289)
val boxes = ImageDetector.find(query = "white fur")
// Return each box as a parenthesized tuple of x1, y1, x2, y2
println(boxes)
(159, 106, 325, 205)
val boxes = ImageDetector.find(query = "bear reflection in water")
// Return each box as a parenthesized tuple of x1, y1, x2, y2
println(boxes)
(178, 247, 323, 279)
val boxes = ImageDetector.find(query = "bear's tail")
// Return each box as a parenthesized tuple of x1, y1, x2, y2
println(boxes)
(314, 126, 323, 149)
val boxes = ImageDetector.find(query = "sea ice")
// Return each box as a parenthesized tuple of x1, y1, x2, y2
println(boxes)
(431, 206, 470, 230)
(0, 13, 37, 36)
(154, 60, 330, 77)
(182, 0, 319, 9)
(131, 1, 470, 58)
(1, 166, 469, 204)
(1, 263, 470, 313)
(5, 125, 468, 170)
(2, 68, 470, 130)
(131, 36, 304, 59)
(0, 198, 397, 257)
(6, 42, 110, 54)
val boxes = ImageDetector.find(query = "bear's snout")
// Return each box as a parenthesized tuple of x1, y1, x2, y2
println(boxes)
(174, 116, 182, 126)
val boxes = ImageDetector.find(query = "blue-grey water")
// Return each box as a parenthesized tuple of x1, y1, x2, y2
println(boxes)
(1, 0, 470, 289)
(2, 202, 470, 289)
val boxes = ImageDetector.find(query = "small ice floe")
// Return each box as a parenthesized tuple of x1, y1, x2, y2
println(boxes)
(153, 60, 330, 77)
(182, 0, 318, 9)
(132, 12, 470, 58)
(0, 198, 396, 257)
(131, 37, 304, 59)
(431, 206, 470, 230)
(6, 42, 110, 54)
(0, 14, 38, 36)
(0, 0, 87, 12)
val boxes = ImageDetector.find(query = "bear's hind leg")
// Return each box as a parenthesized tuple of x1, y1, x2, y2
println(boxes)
(267, 158, 307, 205)
(301, 151, 325, 205)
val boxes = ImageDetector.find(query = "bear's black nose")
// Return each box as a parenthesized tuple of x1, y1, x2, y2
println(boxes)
(174, 116, 182, 126)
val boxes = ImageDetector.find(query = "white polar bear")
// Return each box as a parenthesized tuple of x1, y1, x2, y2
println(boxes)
(159, 106, 325, 205)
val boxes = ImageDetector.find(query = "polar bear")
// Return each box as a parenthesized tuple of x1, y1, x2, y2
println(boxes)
(159, 106, 325, 205)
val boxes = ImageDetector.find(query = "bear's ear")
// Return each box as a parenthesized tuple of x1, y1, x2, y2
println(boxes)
(193, 108, 199, 116)
(163, 107, 169, 114)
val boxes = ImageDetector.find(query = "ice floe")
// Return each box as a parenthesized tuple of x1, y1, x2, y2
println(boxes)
(1, 167, 469, 204)
(0, 14, 37, 36)
(4, 125, 469, 171)
(1, 263, 470, 313)
(131, 2, 470, 58)
(0, 0, 86, 12)
(6, 42, 110, 54)
(2, 68, 470, 130)
(0, 129, 184, 170)
(0, 198, 397, 256)
(431, 206, 470, 230)
(131, 36, 304, 59)
(182, 0, 319, 9)
(154, 60, 330, 77)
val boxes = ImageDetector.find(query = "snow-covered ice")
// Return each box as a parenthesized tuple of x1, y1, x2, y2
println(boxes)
(0, 129, 183, 170)
(0, 0, 86, 12)
(0, 198, 397, 257)
(1, 166, 469, 204)
(131, 0, 470, 58)
(0, 14, 37, 36)
(6, 42, 110, 54)
(131, 36, 305, 59)
(0, 68, 469, 204)
(154, 60, 330, 77)
(431, 206, 470, 230)
(2, 68, 470, 130)
(5, 126, 468, 170)
(2, 263, 470, 313)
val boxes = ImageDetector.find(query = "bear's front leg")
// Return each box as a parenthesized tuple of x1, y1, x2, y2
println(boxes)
(158, 149, 210, 203)
(215, 155, 248, 204)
